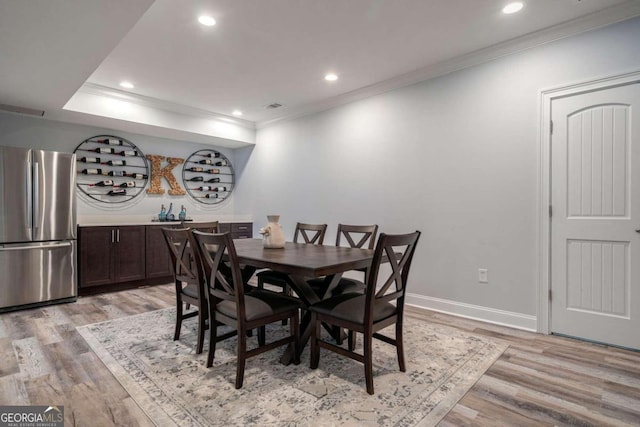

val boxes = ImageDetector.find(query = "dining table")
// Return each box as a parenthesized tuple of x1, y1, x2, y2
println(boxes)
(232, 238, 374, 364)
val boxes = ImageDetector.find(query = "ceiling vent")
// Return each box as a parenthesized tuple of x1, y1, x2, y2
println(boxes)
(264, 102, 283, 109)
(0, 103, 45, 117)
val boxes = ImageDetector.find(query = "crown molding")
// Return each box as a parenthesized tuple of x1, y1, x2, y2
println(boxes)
(257, 1, 640, 129)
(79, 83, 256, 131)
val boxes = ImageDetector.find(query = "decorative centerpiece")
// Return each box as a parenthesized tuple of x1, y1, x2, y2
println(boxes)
(259, 215, 285, 248)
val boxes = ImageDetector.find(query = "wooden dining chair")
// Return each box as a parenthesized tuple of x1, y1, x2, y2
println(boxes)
(190, 230, 302, 389)
(308, 223, 379, 299)
(256, 222, 328, 301)
(185, 221, 219, 232)
(162, 227, 208, 354)
(309, 230, 421, 395)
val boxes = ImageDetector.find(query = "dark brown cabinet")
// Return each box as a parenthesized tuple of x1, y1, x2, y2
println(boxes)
(146, 224, 173, 279)
(78, 222, 251, 292)
(219, 222, 252, 239)
(79, 225, 146, 288)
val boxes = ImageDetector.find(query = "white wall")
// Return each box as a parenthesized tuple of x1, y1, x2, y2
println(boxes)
(235, 17, 640, 324)
(0, 113, 239, 220)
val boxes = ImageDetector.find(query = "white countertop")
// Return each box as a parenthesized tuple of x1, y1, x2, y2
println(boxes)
(77, 214, 253, 227)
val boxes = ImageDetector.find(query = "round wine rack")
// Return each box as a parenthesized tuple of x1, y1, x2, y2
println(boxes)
(183, 149, 234, 205)
(74, 135, 149, 204)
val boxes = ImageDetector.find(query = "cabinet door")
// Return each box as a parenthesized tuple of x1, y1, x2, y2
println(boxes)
(115, 226, 146, 283)
(146, 225, 173, 279)
(79, 227, 115, 288)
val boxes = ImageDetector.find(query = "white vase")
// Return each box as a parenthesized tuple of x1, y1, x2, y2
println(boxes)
(259, 215, 285, 248)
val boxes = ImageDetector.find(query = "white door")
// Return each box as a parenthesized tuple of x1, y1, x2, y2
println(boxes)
(551, 82, 640, 350)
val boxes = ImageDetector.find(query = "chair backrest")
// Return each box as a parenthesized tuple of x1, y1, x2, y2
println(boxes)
(162, 227, 205, 297)
(336, 224, 379, 249)
(190, 231, 247, 316)
(187, 221, 219, 233)
(365, 231, 421, 324)
(293, 222, 327, 245)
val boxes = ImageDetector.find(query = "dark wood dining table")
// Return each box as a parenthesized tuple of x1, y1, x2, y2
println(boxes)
(232, 238, 374, 364)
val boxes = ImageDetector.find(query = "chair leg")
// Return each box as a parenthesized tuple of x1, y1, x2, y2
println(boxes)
(196, 307, 206, 354)
(310, 312, 320, 369)
(292, 310, 300, 365)
(348, 330, 356, 351)
(258, 326, 266, 346)
(174, 299, 183, 341)
(396, 319, 406, 372)
(364, 332, 374, 395)
(206, 311, 217, 368)
(236, 327, 247, 389)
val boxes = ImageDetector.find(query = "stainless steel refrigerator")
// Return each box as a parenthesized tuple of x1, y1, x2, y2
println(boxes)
(0, 145, 77, 312)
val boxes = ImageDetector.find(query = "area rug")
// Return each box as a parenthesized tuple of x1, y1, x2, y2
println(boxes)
(77, 308, 507, 426)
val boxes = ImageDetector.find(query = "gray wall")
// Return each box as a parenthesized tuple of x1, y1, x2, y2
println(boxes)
(235, 17, 640, 322)
(0, 113, 237, 218)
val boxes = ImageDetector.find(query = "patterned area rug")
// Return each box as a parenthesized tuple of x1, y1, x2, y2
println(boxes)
(77, 308, 507, 426)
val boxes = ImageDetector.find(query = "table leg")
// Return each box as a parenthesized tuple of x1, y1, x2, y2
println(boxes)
(278, 273, 345, 365)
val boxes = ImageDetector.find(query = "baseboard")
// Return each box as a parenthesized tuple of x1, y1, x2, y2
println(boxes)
(405, 293, 537, 332)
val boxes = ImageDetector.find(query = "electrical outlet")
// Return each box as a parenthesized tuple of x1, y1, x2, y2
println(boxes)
(478, 268, 488, 284)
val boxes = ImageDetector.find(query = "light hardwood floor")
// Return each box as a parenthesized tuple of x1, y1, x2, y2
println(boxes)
(1, 284, 639, 426)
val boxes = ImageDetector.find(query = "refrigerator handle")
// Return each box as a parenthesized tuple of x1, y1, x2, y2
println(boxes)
(0, 242, 72, 251)
(26, 160, 33, 233)
(33, 162, 40, 233)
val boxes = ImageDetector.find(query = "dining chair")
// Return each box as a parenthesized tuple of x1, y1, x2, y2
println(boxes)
(256, 222, 328, 301)
(309, 230, 421, 395)
(308, 223, 379, 299)
(190, 230, 302, 389)
(162, 227, 209, 354)
(185, 221, 219, 232)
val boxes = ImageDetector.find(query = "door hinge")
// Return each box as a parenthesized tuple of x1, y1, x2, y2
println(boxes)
(550, 120, 553, 135)
(549, 289, 552, 302)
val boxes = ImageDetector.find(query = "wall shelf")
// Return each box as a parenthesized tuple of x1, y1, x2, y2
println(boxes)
(74, 135, 149, 204)
(183, 149, 234, 205)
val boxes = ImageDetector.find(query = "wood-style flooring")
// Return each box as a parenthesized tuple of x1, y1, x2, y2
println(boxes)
(1, 284, 639, 426)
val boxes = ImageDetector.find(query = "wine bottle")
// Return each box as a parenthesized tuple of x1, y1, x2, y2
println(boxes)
(187, 167, 204, 172)
(96, 137, 123, 146)
(206, 177, 220, 183)
(204, 193, 219, 199)
(197, 186, 212, 191)
(81, 168, 102, 175)
(198, 159, 214, 165)
(214, 160, 228, 166)
(106, 159, 126, 166)
(89, 179, 114, 187)
(206, 168, 220, 174)
(186, 176, 204, 182)
(93, 147, 115, 154)
(116, 181, 136, 188)
(107, 170, 126, 177)
(107, 189, 127, 196)
(205, 152, 220, 158)
(126, 173, 148, 179)
(118, 150, 138, 157)
(212, 186, 227, 192)
(80, 156, 100, 163)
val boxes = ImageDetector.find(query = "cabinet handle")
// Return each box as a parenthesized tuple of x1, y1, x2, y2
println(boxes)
(117, 229, 120, 243)
(111, 229, 115, 243)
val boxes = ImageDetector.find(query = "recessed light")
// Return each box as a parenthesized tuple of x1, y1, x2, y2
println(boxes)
(232, 110, 243, 117)
(324, 73, 338, 82)
(119, 81, 134, 89)
(502, 2, 524, 14)
(198, 15, 216, 26)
